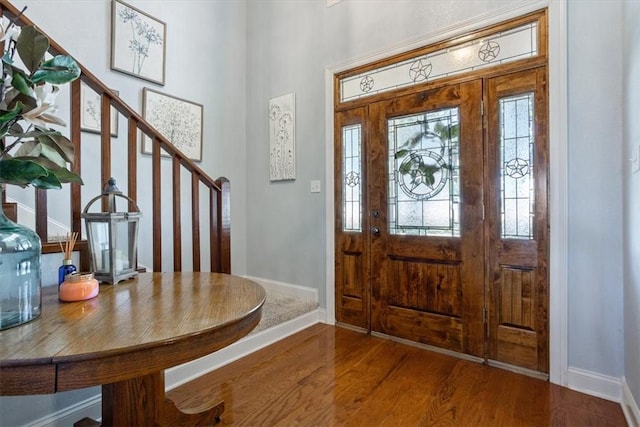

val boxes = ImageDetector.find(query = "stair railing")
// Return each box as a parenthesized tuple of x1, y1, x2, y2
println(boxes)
(0, 1, 231, 274)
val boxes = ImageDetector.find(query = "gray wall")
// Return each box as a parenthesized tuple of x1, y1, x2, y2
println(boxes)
(623, 0, 640, 406)
(567, 1, 624, 377)
(246, 0, 628, 380)
(6, 0, 249, 275)
(245, 0, 519, 306)
(0, 1, 247, 425)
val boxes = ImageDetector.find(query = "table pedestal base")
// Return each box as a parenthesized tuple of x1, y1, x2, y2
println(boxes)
(74, 371, 224, 427)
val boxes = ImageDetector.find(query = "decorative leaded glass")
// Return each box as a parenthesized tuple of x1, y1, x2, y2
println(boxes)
(388, 109, 460, 237)
(340, 22, 538, 103)
(500, 93, 534, 239)
(343, 124, 362, 232)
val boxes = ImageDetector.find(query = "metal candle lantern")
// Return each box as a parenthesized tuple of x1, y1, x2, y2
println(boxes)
(82, 178, 141, 284)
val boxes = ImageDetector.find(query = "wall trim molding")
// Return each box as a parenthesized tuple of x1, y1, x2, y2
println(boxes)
(324, 0, 567, 385)
(166, 275, 322, 388)
(622, 377, 640, 427)
(165, 307, 323, 390)
(243, 275, 319, 302)
(27, 395, 101, 427)
(567, 367, 622, 403)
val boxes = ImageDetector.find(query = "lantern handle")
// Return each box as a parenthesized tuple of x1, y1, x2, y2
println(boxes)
(82, 178, 141, 214)
(103, 177, 122, 195)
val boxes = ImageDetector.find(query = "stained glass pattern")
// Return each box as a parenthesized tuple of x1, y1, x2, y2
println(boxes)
(340, 22, 537, 103)
(500, 93, 534, 239)
(388, 109, 460, 237)
(343, 124, 362, 232)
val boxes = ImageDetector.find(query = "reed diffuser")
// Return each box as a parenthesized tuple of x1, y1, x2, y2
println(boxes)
(58, 232, 78, 286)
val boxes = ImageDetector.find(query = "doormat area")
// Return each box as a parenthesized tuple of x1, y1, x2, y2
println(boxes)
(250, 290, 318, 334)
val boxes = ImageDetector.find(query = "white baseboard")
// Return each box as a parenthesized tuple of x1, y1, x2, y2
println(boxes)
(165, 307, 323, 389)
(243, 275, 319, 302)
(5, 196, 70, 237)
(567, 367, 622, 402)
(27, 395, 101, 427)
(622, 378, 640, 427)
(166, 275, 321, 390)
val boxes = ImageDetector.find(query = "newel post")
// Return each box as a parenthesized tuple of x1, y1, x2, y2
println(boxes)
(214, 177, 231, 274)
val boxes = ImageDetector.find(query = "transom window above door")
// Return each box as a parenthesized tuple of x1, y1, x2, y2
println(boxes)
(337, 12, 544, 104)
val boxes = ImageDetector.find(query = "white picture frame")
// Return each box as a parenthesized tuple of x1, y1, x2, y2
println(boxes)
(269, 92, 296, 181)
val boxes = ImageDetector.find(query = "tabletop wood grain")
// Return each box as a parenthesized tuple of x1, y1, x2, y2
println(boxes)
(0, 272, 266, 396)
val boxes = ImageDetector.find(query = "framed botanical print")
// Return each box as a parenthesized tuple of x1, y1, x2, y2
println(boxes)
(141, 88, 203, 162)
(80, 81, 119, 137)
(111, 0, 166, 85)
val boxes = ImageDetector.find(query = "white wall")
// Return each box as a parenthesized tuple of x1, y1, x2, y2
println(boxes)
(623, 0, 640, 408)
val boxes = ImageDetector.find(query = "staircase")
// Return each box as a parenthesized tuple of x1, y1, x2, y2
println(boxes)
(0, 0, 231, 274)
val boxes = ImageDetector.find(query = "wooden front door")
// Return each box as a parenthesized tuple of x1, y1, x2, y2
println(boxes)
(368, 81, 485, 357)
(335, 69, 549, 373)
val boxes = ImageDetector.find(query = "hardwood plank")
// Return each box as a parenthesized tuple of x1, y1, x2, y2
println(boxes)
(169, 325, 627, 426)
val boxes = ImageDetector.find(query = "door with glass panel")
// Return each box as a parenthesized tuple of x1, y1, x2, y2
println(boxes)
(335, 72, 549, 371)
(334, 10, 549, 374)
(367, 81, 485, 357)
(335, 107, 370, 328)
(485, 68, 549, 373)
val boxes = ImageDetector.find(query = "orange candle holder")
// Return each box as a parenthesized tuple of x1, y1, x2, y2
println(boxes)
(59, 272, 99, 302)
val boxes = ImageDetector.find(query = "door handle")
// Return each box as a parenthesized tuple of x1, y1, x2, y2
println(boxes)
(371, 227, 380, 235)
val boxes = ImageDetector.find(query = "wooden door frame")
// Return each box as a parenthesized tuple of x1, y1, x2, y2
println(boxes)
(324, 0, 568, 385)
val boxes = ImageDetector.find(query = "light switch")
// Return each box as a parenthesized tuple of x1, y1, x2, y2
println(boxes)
(310, 180, 321, 193)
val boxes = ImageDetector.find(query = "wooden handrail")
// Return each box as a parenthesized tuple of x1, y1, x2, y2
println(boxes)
(0, 1, 231, 274)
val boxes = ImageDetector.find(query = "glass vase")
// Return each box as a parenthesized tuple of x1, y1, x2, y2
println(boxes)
(0, 201, 42, 330)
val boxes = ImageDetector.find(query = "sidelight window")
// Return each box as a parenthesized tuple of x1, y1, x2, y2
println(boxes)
(342, 124, 363, 232)
(500, 93, 535, 239)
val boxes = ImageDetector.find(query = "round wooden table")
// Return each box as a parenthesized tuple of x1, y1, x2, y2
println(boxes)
(0, 272, 265, 426)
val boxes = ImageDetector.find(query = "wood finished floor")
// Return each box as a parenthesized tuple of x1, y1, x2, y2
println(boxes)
(167, 324, 626, 426)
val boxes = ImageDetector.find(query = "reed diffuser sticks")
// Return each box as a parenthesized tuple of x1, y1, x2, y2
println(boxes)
(58, 232, 79, 286)
(59, 232, 79, 261)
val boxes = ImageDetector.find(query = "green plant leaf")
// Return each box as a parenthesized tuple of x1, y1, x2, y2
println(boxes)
(394, 149, 410, 159)
(6, 93, 37, 113)
(38, 133, 75, 163)
(14, 140, 42, 158)
(31, 172, 61, 189)
(399, 160, 413, 174)
(50, 166, 83, 185)
(39, 142, 66, 167)
(16, 25, 49, 74)
(397, 132, 422, 152)
(0, 158, 49, 187)
(9, 126, 58, 138)
(10, 72, 31, 96)
(2, 52, 13, 65)
(0, 103, 23, 132)
(9, 122, 25, 135)
(13, 156, 83, 185)
(31, 55, 81, 85)
(450, 124, 459, 138)
(418, 164, 440, 188)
